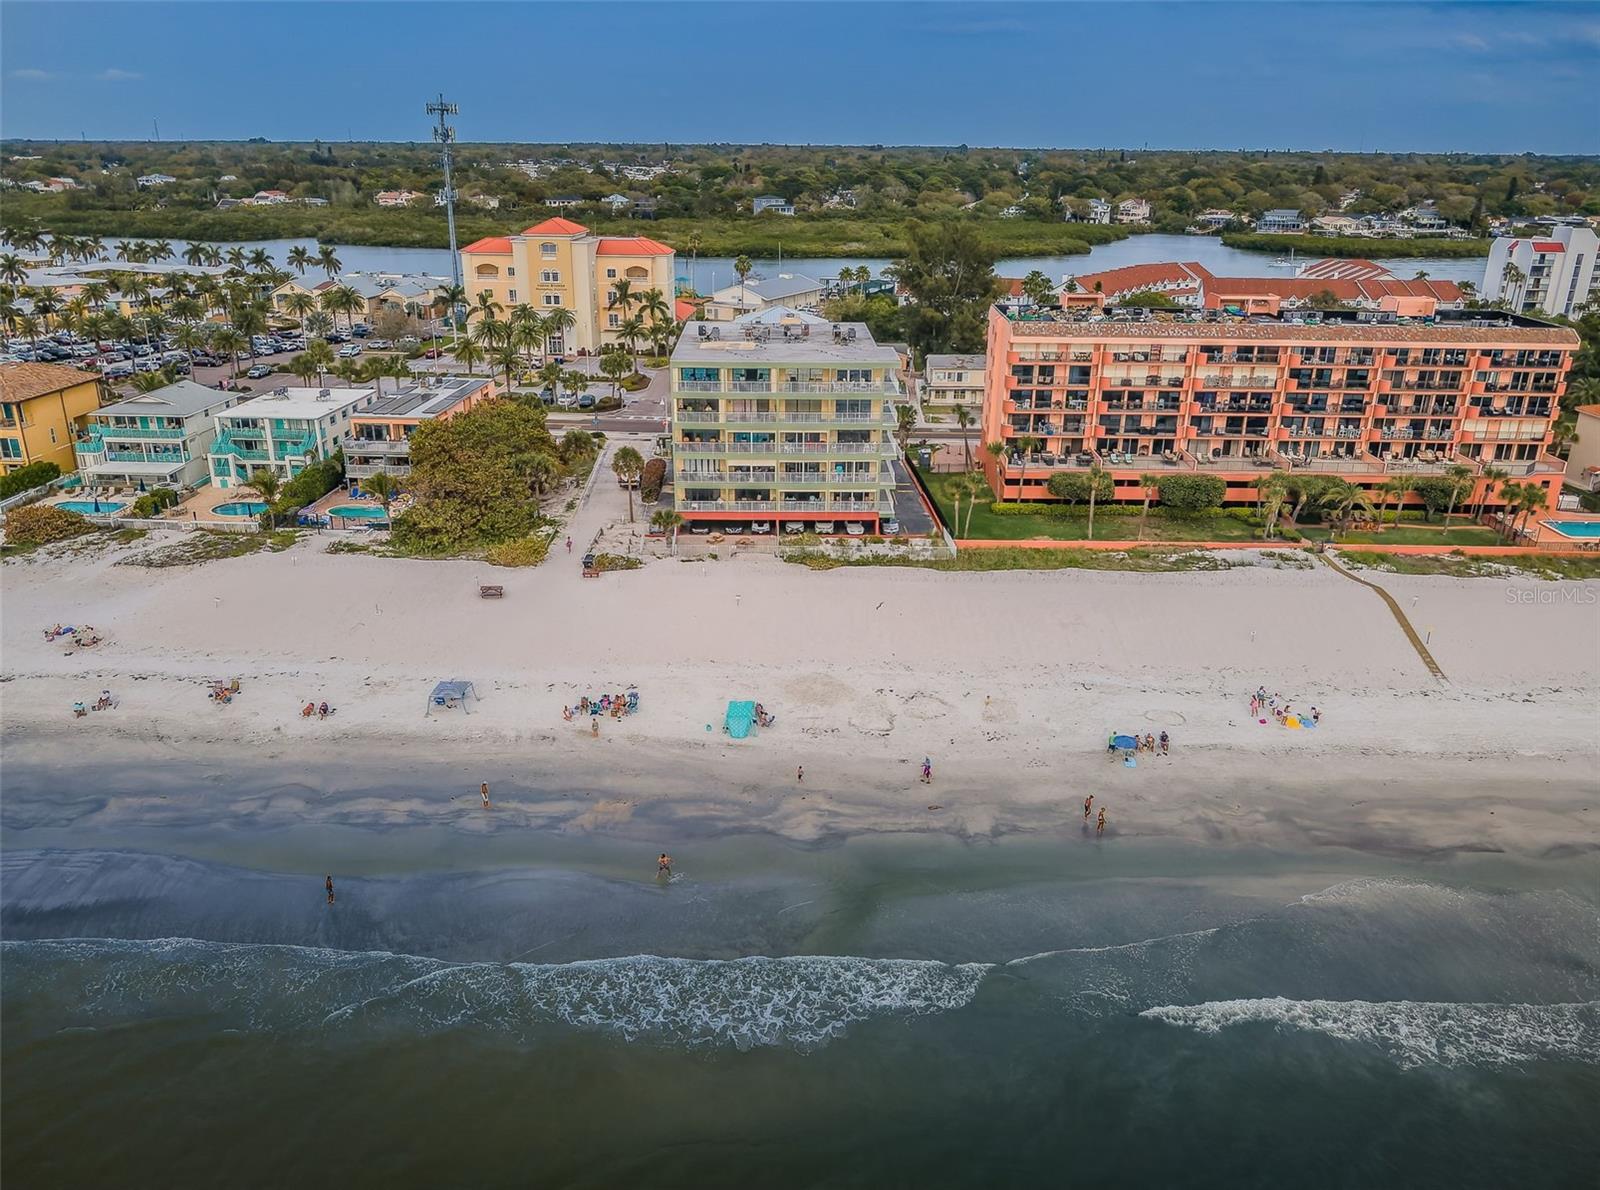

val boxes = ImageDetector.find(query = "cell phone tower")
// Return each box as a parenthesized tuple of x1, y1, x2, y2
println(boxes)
(427, 94, 463, 294)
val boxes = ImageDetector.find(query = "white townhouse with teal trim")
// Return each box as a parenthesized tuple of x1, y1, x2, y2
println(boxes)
(208, 385, 378, 488)
(74, 380, 244, 491)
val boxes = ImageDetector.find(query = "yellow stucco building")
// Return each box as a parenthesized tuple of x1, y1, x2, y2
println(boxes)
(460, 218, 676, 354)
(0, 362, 103, 475)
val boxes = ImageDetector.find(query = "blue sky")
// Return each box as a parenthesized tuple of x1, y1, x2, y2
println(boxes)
(2, 1, 1597, 152)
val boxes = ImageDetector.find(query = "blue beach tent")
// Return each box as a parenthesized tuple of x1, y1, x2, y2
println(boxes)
(725, 700, 757, 739)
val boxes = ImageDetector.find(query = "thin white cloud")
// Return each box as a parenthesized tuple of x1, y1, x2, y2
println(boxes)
(10, 68, 57, 81)
(98, 68, 143, 82)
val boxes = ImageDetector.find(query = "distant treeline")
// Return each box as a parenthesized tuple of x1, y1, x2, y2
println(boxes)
(1219, 232, 1492, 259)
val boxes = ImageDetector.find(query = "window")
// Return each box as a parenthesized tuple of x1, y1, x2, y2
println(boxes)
(608, 313, 620, 327)
(0, 438, 20, 458)
(474, 264, 499, 278)
(540, 242, 557, 258)
(49, 427, 58, 444)
(540, 270, 560, 284)
(605, 268, 617, 279)
(542, 294, 563, 307)
(508, 290, 518, 302)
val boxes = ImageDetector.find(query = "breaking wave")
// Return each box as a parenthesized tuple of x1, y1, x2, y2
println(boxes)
(0, 938, 988, 1051)
(1139, 997, 1600, 1069)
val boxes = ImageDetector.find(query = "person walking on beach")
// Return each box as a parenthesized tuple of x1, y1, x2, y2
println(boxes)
(797, 764, 804, 783)
(566, 536, 573, 554)
(325, 875, 335, 905)
(591, 716, 600, 738)
(1159, 731, 1170, 756)
(1096, 808, 1107, 836)
(481, 782, 492, 809)
(921, 757, 932, 784)
(658, 853, 672, 878)
(1083, 794, 1094, 821)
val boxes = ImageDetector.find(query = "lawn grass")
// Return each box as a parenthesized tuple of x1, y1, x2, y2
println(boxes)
(1341, 551, 1600, 579)
(919, 471, 1260, 542)
(1298, 524, 1499, 546)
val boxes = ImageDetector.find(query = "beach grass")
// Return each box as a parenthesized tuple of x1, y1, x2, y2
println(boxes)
(118, 529, 302, 568)
(1342, 550, 1600, 579)
(783, 546, 1238, 572)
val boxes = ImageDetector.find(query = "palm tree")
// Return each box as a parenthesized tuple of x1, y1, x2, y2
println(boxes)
(608, 277, 638, 322)
(510, 307, 547, 367)
(287, 245, 313, 275)
(246, 467, 282, 522)
(953, 403, 976, 468)
(541, 305, 576, 357)
(452, 338, 486, 375)
(1442, 463, 1476, 528)
(361, 470, 399, 513)
(131, 367, 179, 393)
(1375, 476, 1410, 533)
(894, 403, 917, 455)
(282, 290, 318, 331)
(1021, 269, 1054, 306)
(1013, 435, 1041, 498)
(211, 327, 248, 377)
(469, 291, 504, 327)
(1499, 261, 1527, 310)
(173, 322, 209, 371)
(684, 230, 702, 295)
(535, 360, 565, 397)
(733, 255, 753, 305)
(435, 282, 467, 347)
(316, 244, 342, 279)
(638, 286, 670, 332)
(1136, 473, 1160, 540)
(651, 508, 685, 552)
(1474, 464, 1511, 522)
(617, 314, 646, 361)
(984, 440, 1009, 504)
(612, 445, 645, 522)
(1085, 461, 1108, 541)
(287, 353, 322, 386)
(491, 342, 523, 390)
(599, 348, 631, 400)
(1319, 480, 1375, 536)
(301, 337, 335, 385)
(0, 253, 27, 287)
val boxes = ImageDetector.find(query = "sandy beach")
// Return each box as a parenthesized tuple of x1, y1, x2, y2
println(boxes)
(4, 530, 1597, 858)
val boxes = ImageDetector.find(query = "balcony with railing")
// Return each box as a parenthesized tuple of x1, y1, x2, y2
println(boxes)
(90, 422, 188, 440)
(678, 498, 895, 514)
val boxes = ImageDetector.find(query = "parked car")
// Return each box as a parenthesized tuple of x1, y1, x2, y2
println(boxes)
(882, 519, 901, 535)
(783, 522, 804, 535)
(134, 357, 164, 373)
(350, 324, 370, 338)
(751, 522, 772, 534)
(556, 394, 578, 409)
(845, 522, 865, 536)
(246, 364, 273, 379)
(422, 347, 443, 360)
(101, 361, 133, 379)
(366, 339, 392, 350)
(337, 344, 362, 358)
(577, 394, 596, 410)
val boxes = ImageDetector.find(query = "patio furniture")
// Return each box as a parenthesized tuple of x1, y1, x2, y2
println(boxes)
(479, 584, 504, 599)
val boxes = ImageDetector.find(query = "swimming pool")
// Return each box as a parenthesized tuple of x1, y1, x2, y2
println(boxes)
(213, 501, 268, 517)
(54, 500, 126, 515)
(1543, 520, 1600, 539)
(327, 504, 389, 520)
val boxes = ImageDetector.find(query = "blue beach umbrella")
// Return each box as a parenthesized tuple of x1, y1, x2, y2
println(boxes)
(1111, 734, 1139, 750)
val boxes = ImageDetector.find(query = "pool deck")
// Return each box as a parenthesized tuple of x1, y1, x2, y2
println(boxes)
(170, 486, 270, 526)
(1532, 511, 1600, 544)
(305, 487, 403, 527)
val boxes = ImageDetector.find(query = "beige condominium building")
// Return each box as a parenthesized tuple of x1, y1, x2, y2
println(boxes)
(459, 218, 675, 354)
(669, 307, 901, 533)
(921, 353, 987, 416)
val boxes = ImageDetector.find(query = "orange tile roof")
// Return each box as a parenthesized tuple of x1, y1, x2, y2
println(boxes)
(1575, 404, 1600, 418)
(674, 298, 699, 322)
(522, 217, 589, 236)
(0, 361, 96, 403)
(1070, 262, 1201, 294)
(595, 236, 674, 257)
(462, 236, 513, 254)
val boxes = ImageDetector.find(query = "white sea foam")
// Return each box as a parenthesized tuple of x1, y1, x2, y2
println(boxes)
(1, 938, 989, 1051)
(1139, 997, 1600, 1069)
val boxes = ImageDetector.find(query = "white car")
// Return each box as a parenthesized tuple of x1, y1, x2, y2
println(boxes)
(845, 522, 865, 536)
(337, 344, 362, 358)
(556, 394, 578, 409)
(751, 522, 772, 534)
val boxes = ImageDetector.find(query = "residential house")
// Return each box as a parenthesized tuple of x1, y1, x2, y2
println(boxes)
(0, 362, 103, 476)
(250, 189, 291, 206)
(1482, 225, 1600, 318)
(375, 190, 423, 208)
(669, 308, 901, 532)
(922, 353, 987, 416)
(630, 197, 658, 219)
(1192, 209, 1239, 231)
(136, 173, 177, 188)
(467, 194, 501, 210)
(545, 196, 584, 208)
(343, 376, 497, 481)
(1310, 214, 1364, 236)
(603, 193, 630, 212)
(999, 204, 1026, 219)
(822, 189, 858, 210)
(701, 274, 827, 321)
(271, 271, 451, 326)
(1257, 209, 1304, 234)
(1083, 198, 1112, 225)
(1402, 205, 1451, 235)
(981, 298, 1574, 514)
(73, 380, 241, 490)
(1338, 190, 1362, 210)
(1116, 198, 1153, 224)
(300, 196, 329, 207)
(459, 218, 676, 352)
(207, 386, 380, 488)
(752, 195, 796, 216)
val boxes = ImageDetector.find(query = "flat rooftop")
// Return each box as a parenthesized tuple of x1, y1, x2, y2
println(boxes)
(92, 380, 239, 419)
(355, 376, 492, 420)
(220, 386, 376, 420)
(672, 320, 901, 367)
(996, 305, 1580, 345)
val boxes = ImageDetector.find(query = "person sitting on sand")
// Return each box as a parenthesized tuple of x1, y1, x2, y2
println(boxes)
(319, 702, 331, 719)
(95, 691, 113, 711)
(44, 624, 63, 640)
(1159, 731, 1170, 755)
(1311, 707, 1321, 724)
(562, 704, 573, 722)
(302, 702, 316, 718)
(72, 701, 87, 718)
(579, 696, 591, 716)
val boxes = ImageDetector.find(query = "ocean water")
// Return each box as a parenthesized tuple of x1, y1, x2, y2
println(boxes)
(3, 838, 1596, 1188)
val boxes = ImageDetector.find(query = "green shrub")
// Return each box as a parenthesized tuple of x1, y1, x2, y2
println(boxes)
(1156, 473, 1225, 511)
(5, 504, 94, 545)
(485, 535, 551, 567)
(0, 461, 61, 500)
(640, 457, 666, 503)
(277, 453, 344, 513)
(593, 395, 624, 411)
(129, 487, 180, 518)
(593, 552, 642, 572)
(1045, 471, 1113, 504)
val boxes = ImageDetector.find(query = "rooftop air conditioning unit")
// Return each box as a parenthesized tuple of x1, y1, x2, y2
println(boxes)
(319, 389, 331, 399)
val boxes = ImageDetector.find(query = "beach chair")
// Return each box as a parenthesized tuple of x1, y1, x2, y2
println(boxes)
(479, 584, 505, 598)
